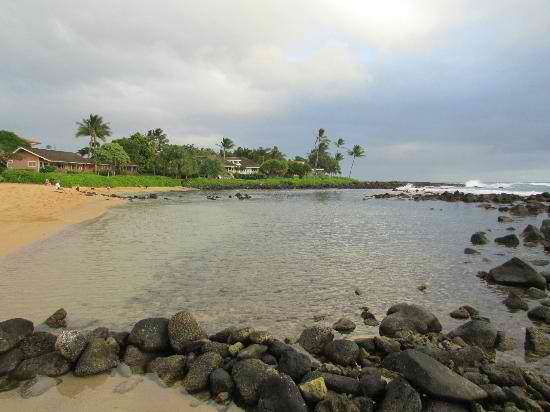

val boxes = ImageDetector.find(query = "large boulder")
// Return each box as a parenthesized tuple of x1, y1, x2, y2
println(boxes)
(320, 372, 361, 395)
(128, 317, 169, 352)
(0, 318, 34, 353)
(122, 345, 159, 373)
(55, 330, 88, 362)
(168, 311, 207, 353)
(503, 291, 529, 311)
(488, 258, 546, 290)
(323, 339, 360, 366)
(448, 318, 497, 350)
(382, 350, 487, 402)
(528, 305, 550, 323)
(494, 234, 519, 247)
(298, 326, 334, 355)
(19, 332, 57, 359)
(0, 348, 24, 376)
(147, 355, 186, 386)
(74, 338, 119, 376)
(379, 303, 442, 338)
(522, 225, 545, 243)
(332, 318, 356, 333)
(209, 368, 234, 395)
(231, 359, 277, 406)
(257, 373, 308, 412)
(360, 373, 386, 399)
(183, 352, 223, 393)
(13, 352, 71, 380)
(377, 377, 422, 412)
(278, 350, 312, 381)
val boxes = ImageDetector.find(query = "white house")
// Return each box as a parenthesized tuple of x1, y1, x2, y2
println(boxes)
(224, 157, 260, 175)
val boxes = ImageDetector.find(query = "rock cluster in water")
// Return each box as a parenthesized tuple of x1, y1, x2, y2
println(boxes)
(2, 305, 550, 411)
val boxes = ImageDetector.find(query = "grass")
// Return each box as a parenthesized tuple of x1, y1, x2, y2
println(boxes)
(0, 170, 182, 188)
(1, 170, 361, 190)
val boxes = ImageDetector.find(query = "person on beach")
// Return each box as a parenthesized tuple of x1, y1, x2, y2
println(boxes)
(55, 181, 61, 191)
(44, 178, 50, 186)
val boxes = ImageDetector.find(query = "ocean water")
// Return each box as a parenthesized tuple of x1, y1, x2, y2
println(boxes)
(399, 180, 550, 196)
(0, 189, 549, 374)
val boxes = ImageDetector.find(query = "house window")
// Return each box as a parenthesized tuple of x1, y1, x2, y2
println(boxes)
(28, 161, 37, 168)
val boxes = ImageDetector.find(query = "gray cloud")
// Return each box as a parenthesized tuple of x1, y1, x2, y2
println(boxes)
(1, 0, 549, 181)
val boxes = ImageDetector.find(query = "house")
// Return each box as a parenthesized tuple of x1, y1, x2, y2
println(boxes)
(7, 147, 137, 174)
(224, 157, 260, 175)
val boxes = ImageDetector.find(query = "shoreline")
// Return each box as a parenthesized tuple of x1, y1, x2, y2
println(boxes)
(0, 184, 191, 258)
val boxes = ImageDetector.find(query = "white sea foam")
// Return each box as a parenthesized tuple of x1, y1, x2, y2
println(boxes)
(464, 180, 513, 189)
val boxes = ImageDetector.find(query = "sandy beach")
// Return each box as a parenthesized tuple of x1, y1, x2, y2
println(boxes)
(0, 183, 189, 257)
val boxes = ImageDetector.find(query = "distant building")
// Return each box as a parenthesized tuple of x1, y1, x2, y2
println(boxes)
(224, 157, 260, 175)
(8, 147, 137, 174)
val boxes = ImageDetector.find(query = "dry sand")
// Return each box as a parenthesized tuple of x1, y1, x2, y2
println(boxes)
(0, 183, 189, 257)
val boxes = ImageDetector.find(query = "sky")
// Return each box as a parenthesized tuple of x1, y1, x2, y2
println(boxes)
(1, 0, 549, 182)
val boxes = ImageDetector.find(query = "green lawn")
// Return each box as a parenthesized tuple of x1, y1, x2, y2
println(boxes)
(1, 170, 361, 189)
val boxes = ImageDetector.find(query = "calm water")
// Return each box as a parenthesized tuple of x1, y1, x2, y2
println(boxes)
(1, 189, 549, 371)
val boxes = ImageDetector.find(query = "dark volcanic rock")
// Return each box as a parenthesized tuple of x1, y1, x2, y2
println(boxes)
(45, 308, 67, 328)
(228, 327, 254, 344)
(0, 348, 24, 376)
(488, 257, 546, 290)
(332, 317, 356, 333)
(360, 373, 386, 399)
(122, 345, 159, 373)
(377, 377, 422, 412)
(168, 311, 207, 353)
(201, 341, 230, 358)
(324, 339, 360, 366)
(528, 287, 547, 299)
(269, 339, 295, 358)
(464, 248, 480, 255)
(320, 372, 361, 395)
(494, 234, 520, 247)
(450, 307, 470, 319)
(382, 350, 487, 402)
(183, 351, 223, 393)
(55, 330, 88, 362)
(210, 368, 234, 395)
(423, 400, 469, 412)
(74, 338, 119, 376)
(528, 305, 550, 323)
(471, 232, 489, 245)
(525, 327, 550, 357)
(231, 359, 277, 405)
(257, 373, 308, 412)
(0, 375, 19, 392)
(237, 344, 268, 360)
(503, 291, 529, 311)
(480, 363, 526, 387)
(13, 352, 71, 380)
(278, 350, 312, 381)
(542, 220, 550, 241)
(147, 355, 186, 386)
(379, 303, 442, 338)
(498, 215, 513, 223)
(315, 393, 361, 412)
(128, 317, 169, 352)
(19, 332, 57, 359)
(298, 326, 334, 355)
(210, 326, 237, 343)
(448, 318, 497, 350)
(523, 224, 546, 243)
(0, 318, 33, 353)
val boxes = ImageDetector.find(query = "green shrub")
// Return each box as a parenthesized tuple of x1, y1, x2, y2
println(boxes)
(182, 176, 357, 189)
(40, 165, 57, 173)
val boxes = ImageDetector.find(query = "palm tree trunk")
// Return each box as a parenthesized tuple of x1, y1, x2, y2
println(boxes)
(348, 156, 355, 178)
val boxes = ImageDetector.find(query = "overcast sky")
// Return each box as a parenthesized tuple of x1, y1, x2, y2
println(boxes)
(1, 1, 549, 182)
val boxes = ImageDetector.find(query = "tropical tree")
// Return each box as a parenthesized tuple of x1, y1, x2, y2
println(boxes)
(287, 161, 311, 178)
(313, 128, 330, 173)
(198, 157, 224, 177)
(75, 114, 111, 158)
(347, 144, 365, 178)
(0, 130, 30, 152)
(217, 137, 235, 160)
(146, 128, 169, 153)
(158, 145, 199, 178)
(113, 133, 155, 173)
(93, 143, 130, 175)
(259, 159, 288, 176)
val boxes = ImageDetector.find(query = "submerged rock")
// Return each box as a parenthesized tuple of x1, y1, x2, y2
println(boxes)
(528, 287, 548, 299)
(113, 376, 143, 394)
(44, 308, 67, 329)
(332, 317, 356, 333)
(488, 257, 546, 290)
(383, 350, 487, 402)
(464, 248, 480, 255)
(0, 318, 34, 353)
(128, 317, 170, 352)
(525, 327, 550, 357)
(450, 307, 471, 319)
(74, 338, 119, 376)
(168, 311, 207, 353)
(0, 375, 19, 392)
(522, 225, 546, 243)
(298, 326, 334, 355)
(20, 376, 61, 399)
(471, 232, 489, 245)
(379, 303, 442, 338)
(448, 318, 497, 350)
(503, 291, 529, 311)
(528, 306, 550, 323)
(494, 234, 520, 247)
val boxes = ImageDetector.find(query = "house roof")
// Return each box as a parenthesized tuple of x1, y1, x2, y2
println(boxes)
(224, 157, 259, 168)
(14, 147, 93, 164)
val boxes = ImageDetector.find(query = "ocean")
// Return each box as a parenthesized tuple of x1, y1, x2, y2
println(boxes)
(399, 180, 550, 196)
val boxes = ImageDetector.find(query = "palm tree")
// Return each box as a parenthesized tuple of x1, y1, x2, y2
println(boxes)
(146, 128, 168, 153)
(347, 144, 365, 178)
(75, 114, 111, 158)
(313, 128, 329, 173)
(217, 137, 235, 160)
(334, 138, 345, 151)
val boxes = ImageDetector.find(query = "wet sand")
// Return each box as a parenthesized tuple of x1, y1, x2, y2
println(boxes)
(0, 183, 190, 257)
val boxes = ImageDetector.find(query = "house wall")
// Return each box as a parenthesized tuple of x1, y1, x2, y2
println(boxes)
(7, 151, 40, 171)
